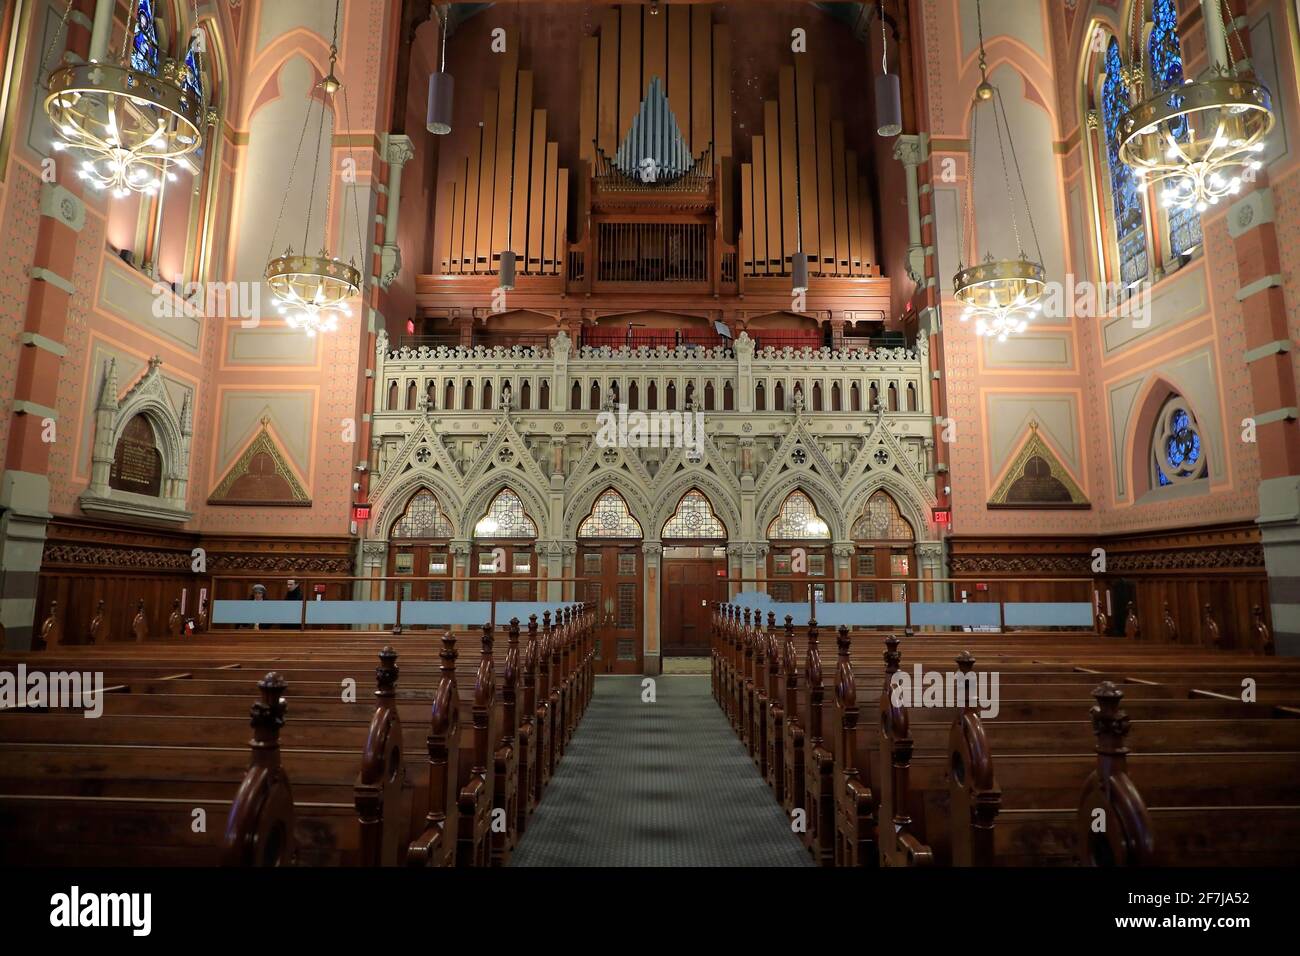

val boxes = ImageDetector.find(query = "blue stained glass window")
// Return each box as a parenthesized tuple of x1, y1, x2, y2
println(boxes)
(130, 0, 160, 76)
(1149, 0, 1203, 255)
(182, 36, 204, 106)
(1152, 396, 1207, 488)
(1101, 38, 1148, 285)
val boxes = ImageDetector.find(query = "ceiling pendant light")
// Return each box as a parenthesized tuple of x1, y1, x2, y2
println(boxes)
(1117, 0, 1272, 214)
(263, 0, 361, 338)
(426, 6, 454, 135)
(875, 1, 902, 137)
(952, 0, 1046, 343)
(46, 0, 214, 199)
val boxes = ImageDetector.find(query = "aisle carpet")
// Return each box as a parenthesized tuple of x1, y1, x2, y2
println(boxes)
(510, 675, 813, 866)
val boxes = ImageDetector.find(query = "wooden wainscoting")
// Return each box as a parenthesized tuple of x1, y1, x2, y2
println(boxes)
(35, 518, 201, 644)
(947, 524, 1272, 652)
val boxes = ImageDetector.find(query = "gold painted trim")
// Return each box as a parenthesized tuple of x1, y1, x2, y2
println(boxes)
(207, 420, 312, 506)
(987, 424, 1089, 508)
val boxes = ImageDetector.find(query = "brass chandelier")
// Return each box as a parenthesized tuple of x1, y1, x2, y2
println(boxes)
(263, 0, 363, 338)
(45, 0, 213, 199)
(952, 0, 1046, 342)
(1117, 0, 1273, 214)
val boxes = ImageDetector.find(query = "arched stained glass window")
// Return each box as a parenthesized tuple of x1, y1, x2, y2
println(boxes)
(662, 490, 726, 539)
(577, 489, 642, 538)
(850, 490, 915, 542)
(391, 490, 454, 539)
(1152, 395, 1208, 488)
(767, 490, 831, 540)
(1148, 0, 1203, 256)
(474, 489, 538, 538)
(131, 0, 161, 76)
(1102, 37, 1148, 286)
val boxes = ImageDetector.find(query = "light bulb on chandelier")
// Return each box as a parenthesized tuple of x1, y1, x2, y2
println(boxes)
(1117, 0, 1273, 215)
(45, 0, 214, 201)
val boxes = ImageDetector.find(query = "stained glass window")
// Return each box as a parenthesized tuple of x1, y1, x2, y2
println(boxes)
(850, 490, 915, 542)
(767, 490, 831, 540)
(131, 1, 160, 76)
(1101, 37, 1148, 286)
(391, 490, 454, 539)
(662, 490, 726, 539)
(1148, 0, 1203, 257)
(181, 33, 205, 106)
(1152, 396, 1208, 488)
(577, 489, 642, 539)
(474, 489, 538, 538)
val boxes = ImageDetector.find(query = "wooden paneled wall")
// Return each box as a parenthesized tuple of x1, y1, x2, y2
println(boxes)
(740, 59, 876, 278)
(435, 29, 569, 276)
(579, 4, 732, 166)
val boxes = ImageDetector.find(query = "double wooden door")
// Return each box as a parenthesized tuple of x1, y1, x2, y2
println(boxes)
(388, 541, 452, 601)
(662, 554, 724, 655)
(852, 545, 912, 602)
(577, 542, 642, 674)
(766, 544, 831, 604)
(472, 542, 537, 602)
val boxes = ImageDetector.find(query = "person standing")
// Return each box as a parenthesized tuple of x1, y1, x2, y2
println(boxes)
(284, 579, 304, 629)
(249, 583, 266, 630)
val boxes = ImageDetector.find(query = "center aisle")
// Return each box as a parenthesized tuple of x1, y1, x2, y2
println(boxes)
(511, 675, 813, 866)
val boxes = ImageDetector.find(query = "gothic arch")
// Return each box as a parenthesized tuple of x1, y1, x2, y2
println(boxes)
(1126, 374, 1214, 499)
(563, 470, 654, 541)
(841, 469, 935, 543)
(461, 471, 551, 541)
(374, 470, 464, 540)
(754, 473, 846, 542)
(649, 472, 740, 541)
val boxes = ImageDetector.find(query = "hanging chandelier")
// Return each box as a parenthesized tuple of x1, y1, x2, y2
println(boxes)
(45, 0, 213, 199)
(1117, 0, 1272, 214)
(263, 0, 363, 338)
(952, 0, 1046, 343)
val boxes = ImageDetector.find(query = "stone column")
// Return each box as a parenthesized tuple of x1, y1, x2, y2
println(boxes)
(915, 541, 946, 604)
(642, 541, 662, 675)
(359, 541, 388, 600)
(832, 542, 855, 603)
(379, 134, 416, 289)
(450, 540, 472, 602)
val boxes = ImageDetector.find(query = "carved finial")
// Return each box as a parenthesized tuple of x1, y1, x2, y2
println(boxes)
(883, 634, 902, 674)
(250, 673, 288, 745)
(1089, 681, 1130, 755)
(375, 646, 399, 697)
(955, 650, 975, 673)
(440, 631, 458, 673)
(836, 624, 850, 656)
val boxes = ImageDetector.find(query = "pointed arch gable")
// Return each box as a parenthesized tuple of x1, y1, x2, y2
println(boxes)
(207, 419, 311, 506)
(374, 468, 464, 540)
(577, 488, 644, 539)
(661, 488, 728, 540)
(473, 488, 540, 539)
(988, 425, 1090, 508)
(462, 472, 549, 540)
(841, 469, 934, 544)
(563, 470, 654, 541)
(760, 486, 837, 541)
(390, 488, 455, 539)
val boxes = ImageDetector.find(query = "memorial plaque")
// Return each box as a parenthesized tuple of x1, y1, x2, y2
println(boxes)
(109, 414, 162, 496)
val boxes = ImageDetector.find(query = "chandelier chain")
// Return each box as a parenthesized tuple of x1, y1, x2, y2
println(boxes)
(1221, 0, 1249, 72)
(304, 83, 327, 254)
(265, 88, 316, 262)
(880, 0, 888, 74)
(37, 0, 76, 91)
(994, 86, 1041, 262)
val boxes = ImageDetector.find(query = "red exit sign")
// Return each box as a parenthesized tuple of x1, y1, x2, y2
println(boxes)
(352, 503, 372, 521)
(933, 508, 951, 525)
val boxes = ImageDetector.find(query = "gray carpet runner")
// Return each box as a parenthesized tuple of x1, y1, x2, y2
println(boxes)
(510, 675, 813, 866)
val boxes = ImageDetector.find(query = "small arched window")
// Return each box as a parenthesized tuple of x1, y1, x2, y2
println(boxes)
(723, 381, 734, 411)
(445, 381, 455, 410)
(482, 380, 493, 409)
(520, 380, 531, 410)
(704, 381, 715, 411)
(767, 490, 831, 540)
(812, 382, 822, 412)
(539, 380, 550, 410)
(832, 382, 842, 412)
(755, 382, 766, 411)
(464, 381, 474, 410)
(406, 381, 417, 410)
(590, 380, 601, 410)
(571, 381, 582, 410)
(628, 380, 639, 411)
(388, 381, 399, 411)
(906, 382, 917, 412)
(774, 382, 785, 412)
(666, 381, 677, 411)
(648, 381, 658, 411)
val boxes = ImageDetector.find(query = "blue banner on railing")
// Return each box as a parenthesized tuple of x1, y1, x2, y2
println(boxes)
(211, 598, 582, 628)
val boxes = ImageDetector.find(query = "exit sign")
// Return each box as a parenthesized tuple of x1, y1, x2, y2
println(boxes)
(933, 508, 951, 525)
(352, 503, 372, 521)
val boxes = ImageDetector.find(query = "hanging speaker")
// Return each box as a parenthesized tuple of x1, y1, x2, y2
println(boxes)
(498, 250, 517, 290)
(876, 72, 902, 137)
(791, 252, 809, 294)
(426, 72, 454, 135)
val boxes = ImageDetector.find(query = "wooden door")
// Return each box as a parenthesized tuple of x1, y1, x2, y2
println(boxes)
(662, 556, 723, 655)
(767, 544, 830, 605)
(578, 543, 642, 674)
(852, 546, 910, 602)
(471, 542, 537, 604)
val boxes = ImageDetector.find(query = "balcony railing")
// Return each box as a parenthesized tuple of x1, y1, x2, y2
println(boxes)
(579, 327, 730, 352)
